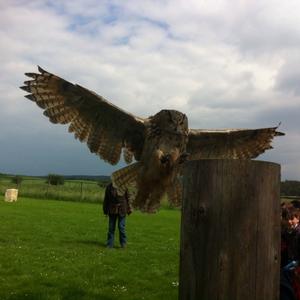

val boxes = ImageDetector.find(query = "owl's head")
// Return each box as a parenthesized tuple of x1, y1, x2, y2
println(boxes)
(151, 109, 188, 135)
(150, 110, 189, 167)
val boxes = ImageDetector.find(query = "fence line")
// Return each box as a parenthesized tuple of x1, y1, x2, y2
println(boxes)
(0, 177, 106, 203)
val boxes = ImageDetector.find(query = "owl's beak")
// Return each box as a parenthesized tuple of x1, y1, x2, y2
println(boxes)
(160, 154, 171, 164)
(157, 148, 180, 166)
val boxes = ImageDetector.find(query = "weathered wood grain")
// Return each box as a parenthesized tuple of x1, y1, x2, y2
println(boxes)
(179, 159, 280, 300)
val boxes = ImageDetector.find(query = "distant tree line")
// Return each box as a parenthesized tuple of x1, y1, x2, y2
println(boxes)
(11, 175, 23, 185)
(281, 180, 300, 196)
(10, 174, 65, 186)
(46, 174, 65, 185)
(9, 173, 109, 187)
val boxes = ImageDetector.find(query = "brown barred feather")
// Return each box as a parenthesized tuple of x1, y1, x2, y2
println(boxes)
(87, 127, 105, 152)
(108, 143, 122, 164)
(77, 124, 93, 143)
(111, 162, 142, 194)
(187, 127, 282, 160)
(22, 66, 145, 169)
(68, 117, 86, 134)
(98, 139, 122, 165)
(36, 98, 65, 110)
(44, 106, 78, 124)
(123, 148, 133, 164)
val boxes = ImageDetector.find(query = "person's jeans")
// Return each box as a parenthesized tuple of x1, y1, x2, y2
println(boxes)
(106, 214, 127, 247)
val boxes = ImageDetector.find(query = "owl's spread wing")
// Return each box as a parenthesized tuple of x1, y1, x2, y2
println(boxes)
(187, 127, 284, 160)
(21, 66, 146, 165)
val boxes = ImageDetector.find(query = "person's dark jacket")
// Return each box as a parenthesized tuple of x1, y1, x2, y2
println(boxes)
(280, 269, 297, 300)
(103, 183, 131, 217)
(287, 225, 300, 262)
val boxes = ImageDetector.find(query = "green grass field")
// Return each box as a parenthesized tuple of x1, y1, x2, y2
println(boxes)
(0, 197, 180, 300)
(0, 177, 104, 203)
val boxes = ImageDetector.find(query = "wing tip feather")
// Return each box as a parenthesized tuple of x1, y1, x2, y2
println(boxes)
(24, 94, 35, 101)
(25, 72, 37, 78)
(20, 85, 30, 92)
(38, 65, 46, 74)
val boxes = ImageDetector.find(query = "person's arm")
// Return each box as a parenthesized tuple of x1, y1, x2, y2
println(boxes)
(103, 186, 110, 215)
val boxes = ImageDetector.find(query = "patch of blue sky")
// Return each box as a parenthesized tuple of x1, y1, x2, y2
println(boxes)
(63, 4, 122, 35)
(103, 2, 122, 24)
(45, 0, 65, 15)
(67, 15, 95, 33)
(41, 1, 109, 33)
(140, 16, 169, 31)
(139, 16, 184, 43)
(43, 1, 86, 33)
(113, 36, 130, 46)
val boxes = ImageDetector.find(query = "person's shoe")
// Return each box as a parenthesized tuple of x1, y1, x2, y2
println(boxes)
(121, 244, 127, 249)
(106, 245, 113, 249)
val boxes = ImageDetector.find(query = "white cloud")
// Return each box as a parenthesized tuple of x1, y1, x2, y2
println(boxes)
(0, 0, 299, 179)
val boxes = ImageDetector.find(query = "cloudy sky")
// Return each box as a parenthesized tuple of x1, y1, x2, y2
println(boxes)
(0, 0, 299, 179)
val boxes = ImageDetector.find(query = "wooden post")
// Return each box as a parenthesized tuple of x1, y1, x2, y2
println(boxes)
(179, 159, 281, 300)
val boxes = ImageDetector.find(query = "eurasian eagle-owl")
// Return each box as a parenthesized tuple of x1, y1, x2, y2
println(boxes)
(21, 67, 284, 212)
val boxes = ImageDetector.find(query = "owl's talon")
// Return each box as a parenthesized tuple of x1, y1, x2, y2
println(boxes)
(178, 152, 190, 164)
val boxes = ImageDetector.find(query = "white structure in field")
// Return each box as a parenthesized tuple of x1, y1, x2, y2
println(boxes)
(4, 189, 18, 202)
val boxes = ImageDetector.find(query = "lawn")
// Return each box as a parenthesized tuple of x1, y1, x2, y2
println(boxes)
(0, 198, 180, 300)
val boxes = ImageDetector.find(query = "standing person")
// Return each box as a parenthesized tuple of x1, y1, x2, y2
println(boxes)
(287, 209, 300, 262)
(103, 183, 132, 248)
(284, 209, 300, 300)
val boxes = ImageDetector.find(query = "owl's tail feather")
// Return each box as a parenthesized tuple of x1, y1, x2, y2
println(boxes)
(111, 162, 142, 194)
